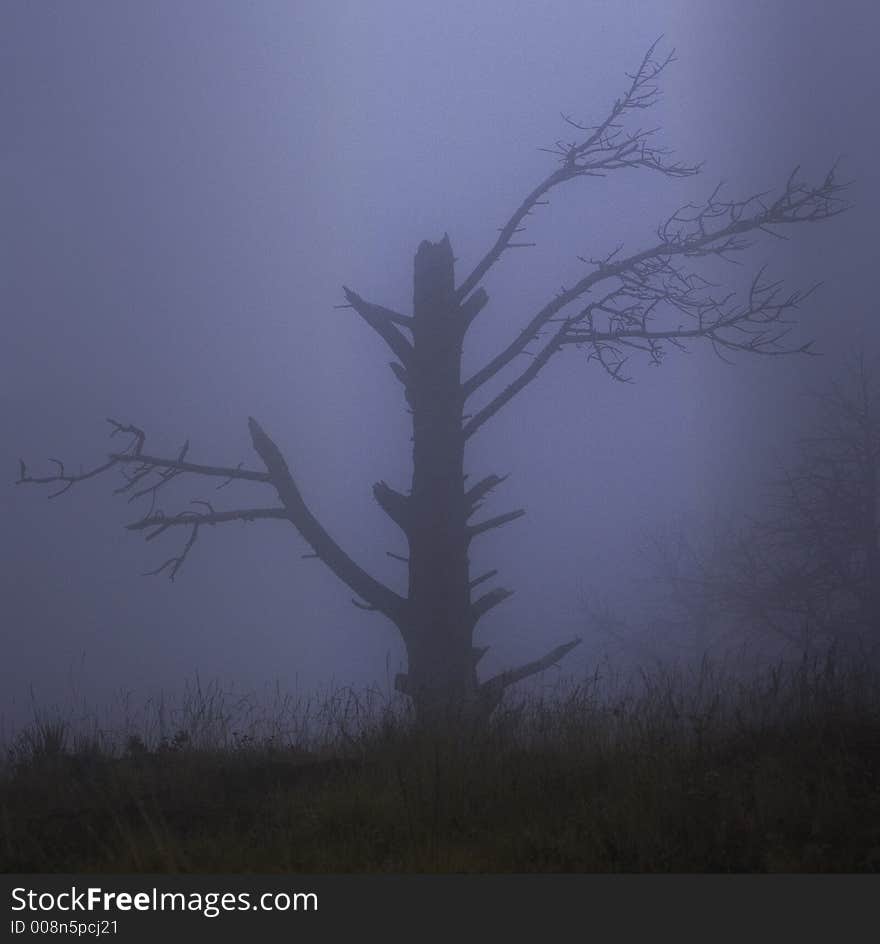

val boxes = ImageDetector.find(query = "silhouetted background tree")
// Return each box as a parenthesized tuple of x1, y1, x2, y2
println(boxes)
(18, 42, 848, 724)
(650, 354, 879, 659)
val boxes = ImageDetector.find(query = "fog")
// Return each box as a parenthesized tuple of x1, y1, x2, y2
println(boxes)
(2, 0, 877, 732)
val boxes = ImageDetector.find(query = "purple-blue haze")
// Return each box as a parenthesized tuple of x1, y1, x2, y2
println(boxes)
(2, 0, 876, 730)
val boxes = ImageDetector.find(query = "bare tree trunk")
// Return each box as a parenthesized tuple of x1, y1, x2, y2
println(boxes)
(402, 236, 477, 723)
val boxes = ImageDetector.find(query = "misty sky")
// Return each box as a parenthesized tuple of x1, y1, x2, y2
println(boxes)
(2, 0, 877, 731)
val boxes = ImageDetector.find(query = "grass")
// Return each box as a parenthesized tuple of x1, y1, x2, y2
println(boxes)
(2, 653, 879, 872)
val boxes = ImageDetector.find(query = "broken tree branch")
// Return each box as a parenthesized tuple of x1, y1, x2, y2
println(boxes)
(372, 481, 411, 535)
(469, 569, 498, 590)
(480, 636, 583, 710)
(248, 416, 407, 624)
(343, 287, 414, 365)
(459, 287, 489, 331)
(470, 587, 514, 623)
(467, 508, 526, 540)
(465, 473, 509, 510)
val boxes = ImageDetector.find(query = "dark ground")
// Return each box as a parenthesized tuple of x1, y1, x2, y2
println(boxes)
(3, 655, 879, 873)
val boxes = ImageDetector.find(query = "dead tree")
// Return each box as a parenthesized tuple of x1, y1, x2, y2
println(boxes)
(797, 356, 880, 646)
(18, 42, 848, 723)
